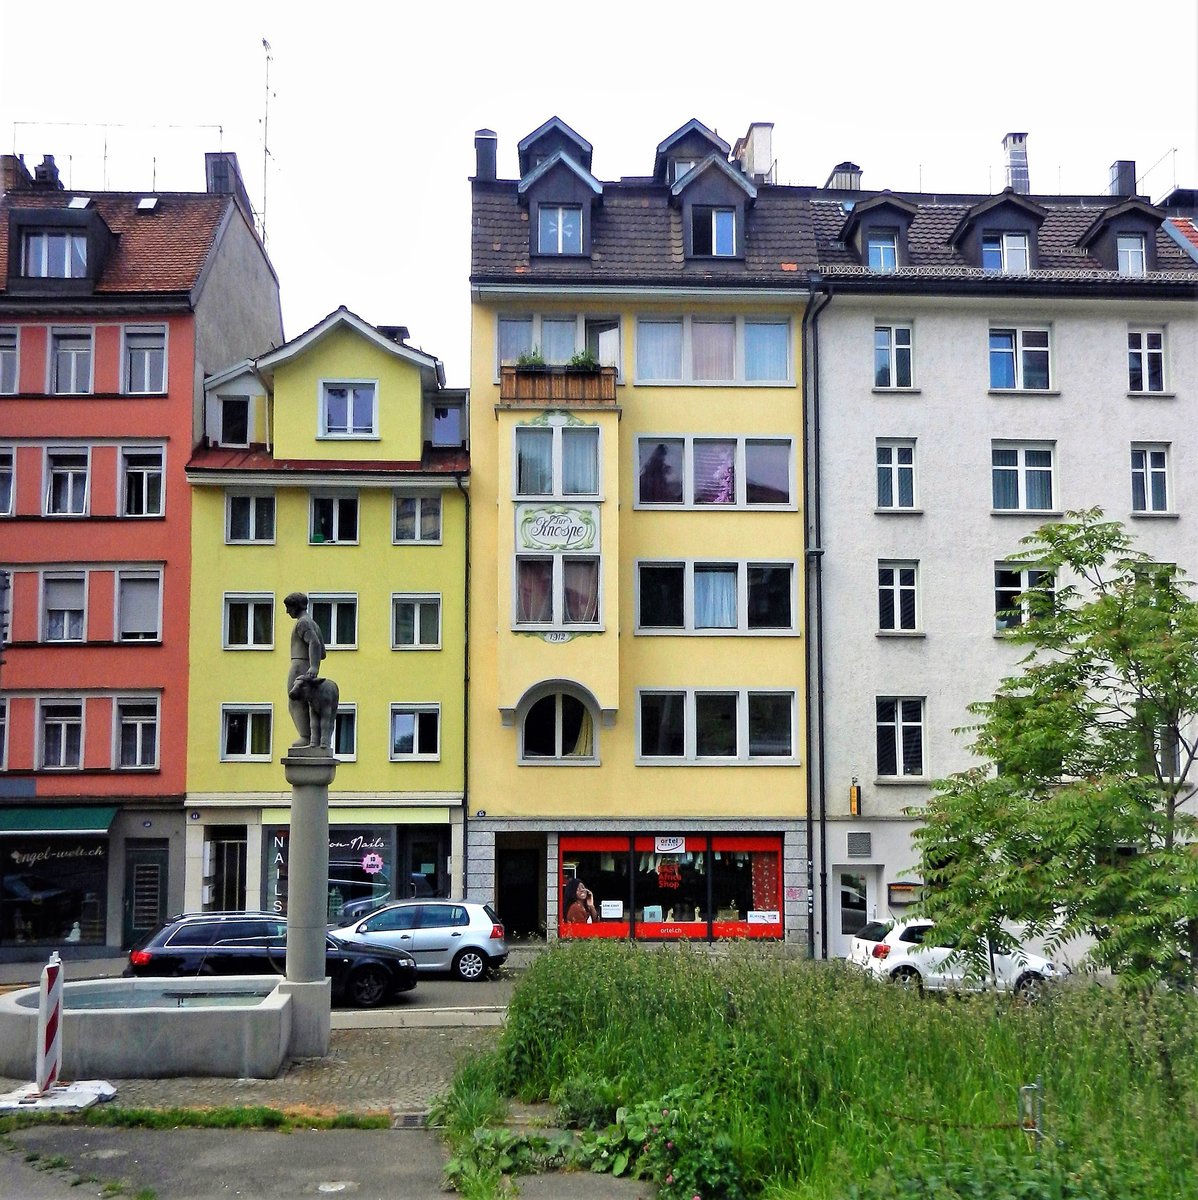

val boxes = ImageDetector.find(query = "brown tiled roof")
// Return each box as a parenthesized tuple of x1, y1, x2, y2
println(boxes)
(0, 190, 233, 295)
(186, 446, 469, 476)
(1168, 216, 1198, 259)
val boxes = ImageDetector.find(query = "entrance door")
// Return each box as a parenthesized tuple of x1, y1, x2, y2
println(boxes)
(496, 848, 541, 939)
(123, 841, 169, 948)
(829, 865, 879, 960)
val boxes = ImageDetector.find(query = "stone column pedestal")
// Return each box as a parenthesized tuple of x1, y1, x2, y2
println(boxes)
(281, 749, 337, 1057)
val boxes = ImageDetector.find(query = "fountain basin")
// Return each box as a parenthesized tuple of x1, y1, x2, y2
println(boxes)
(0, 976, 292, 1079)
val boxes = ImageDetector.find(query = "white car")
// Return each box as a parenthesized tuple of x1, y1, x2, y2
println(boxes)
(848, 918, 1067, 997)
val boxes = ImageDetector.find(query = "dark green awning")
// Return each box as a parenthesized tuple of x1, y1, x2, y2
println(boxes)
(0, 806, 118, 835)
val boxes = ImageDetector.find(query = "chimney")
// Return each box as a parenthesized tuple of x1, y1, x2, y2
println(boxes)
(1109, 159, 1137, 196)
(0, 153, 34, 195)
(824, 161, 863, 190)
(205, 151, 254, 220)
(474, 129, 497, 181)
(32, 154, 63, 190)
(733, 122, 775, 184)
(1002, 132, 1030, 194)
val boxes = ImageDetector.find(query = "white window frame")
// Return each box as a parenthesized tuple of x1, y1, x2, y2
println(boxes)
(0, 328, 18, 394)
(319, 379, 378, 439)
(24, 231, 87, 279)
(537, 205, 583, 255)
(42, 571, 87, 643)
(393, 492, 442, 544)
(309, 492, 359, 545)
(877, 560, 920, 633)
(867, 231, 898, 273)
(513, 419, 602, 499)
(495, 314, 622, 374)
(44, 446, 90, 516)
(994, 563, 1054, 631)
(309, 593, 358, 650)
(513, 554, 602, 629)
(50, 328, 93, 394)
(39, 698, 84, 770)
(634, 560, 796, 635)
(333, 704, 357, 761)
(519, 689, 599, 765)
(392, 593, 442, 650)
(122, 326, 167, 394)
(223, 592, 275, 650)
(0, 446, 14, 516)
(1117, 233, 1147, 277)
(874, 324, 914, 389)
(634, 316, 791, 385)
(634, 435, 795, 509)
(876, 696, 925, 779)
(114, 695, 160, 770)
(1127, 327, 1166, 394)
(116, 569, 163, 643)
(389, 703, 441, 761)
(876, 439, 918, 511)
(635, 688, 797, 764)
(1131, 443, 1170, 514)
(225, 491, 276, 544)
(992, 442, 1056, 513)
(982, 231, 1030, 274)
(120, 446, 165, 517)
(690, 206, 736, 258)
(220, 704, 273, 762)
(989, 326, 1051, 391)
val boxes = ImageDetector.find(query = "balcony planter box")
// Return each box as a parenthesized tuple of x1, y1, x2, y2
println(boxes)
(500, 364, 617, 404)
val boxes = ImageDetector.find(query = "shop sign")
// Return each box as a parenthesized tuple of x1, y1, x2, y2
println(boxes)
(747, 910, 780, 924)
(517, 504, 597, 552)
(8, 843, 106, 869)
(654, 836, 685, 854)
(600, 900, 623, 919)
(361, 852, 384, 875)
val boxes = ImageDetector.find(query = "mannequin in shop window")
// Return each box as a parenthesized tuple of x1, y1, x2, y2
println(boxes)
(563, 878, 599, 924)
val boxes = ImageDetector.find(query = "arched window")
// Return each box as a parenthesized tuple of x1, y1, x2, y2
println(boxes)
(521, 691, 596, 762)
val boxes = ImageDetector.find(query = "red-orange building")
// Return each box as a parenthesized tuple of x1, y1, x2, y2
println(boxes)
(0, 152, 282, 954)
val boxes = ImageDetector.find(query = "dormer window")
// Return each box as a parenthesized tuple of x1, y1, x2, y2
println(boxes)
(219, 396, 250, 447)
(538, 205, 583, 255)
(432, 402, 463, 447)
(23, 230, 87, 279)
(867, 231, 898, 273)
(1117, 234, 1147, 277)
(692, 207, 735, 257)
(671, 159, 697, 183)
(321, 381, 377, 438)
(982, 231, 1029, 274)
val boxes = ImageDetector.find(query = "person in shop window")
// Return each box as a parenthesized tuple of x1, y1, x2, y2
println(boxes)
(563, 878, 599, 924)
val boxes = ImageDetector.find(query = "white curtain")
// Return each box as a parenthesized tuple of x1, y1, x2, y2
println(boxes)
(516, 429, 553, 495)
(694, 566, 737, 628)
(541, 319, 576, 364)
(744, 322, 788, 382)
(517, 559, 553, 623)
(637, 320, 682, 381)
(692, 320, 734, 381)
(563, 559, 599, 623)
(562, 428, 598, 495)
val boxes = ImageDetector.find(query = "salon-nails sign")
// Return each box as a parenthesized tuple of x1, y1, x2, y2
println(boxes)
(517, 504, 598, 551)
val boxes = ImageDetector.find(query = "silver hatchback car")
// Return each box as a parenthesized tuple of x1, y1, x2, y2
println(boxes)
(329, 900, 507, 981)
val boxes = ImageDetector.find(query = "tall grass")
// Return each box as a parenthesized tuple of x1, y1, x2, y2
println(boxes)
(451, 941, 1198, 1197)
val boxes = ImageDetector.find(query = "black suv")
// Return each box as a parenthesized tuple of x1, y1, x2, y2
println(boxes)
(125, 912, 417, 1008)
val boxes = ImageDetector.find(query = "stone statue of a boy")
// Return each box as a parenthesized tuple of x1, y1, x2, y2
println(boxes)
(284, 592, 332, 750)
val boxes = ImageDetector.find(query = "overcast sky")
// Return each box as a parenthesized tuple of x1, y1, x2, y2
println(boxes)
(2, 1, 1195, 387)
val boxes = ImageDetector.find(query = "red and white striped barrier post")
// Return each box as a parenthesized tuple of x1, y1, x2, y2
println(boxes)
(35, 951, 63, 1094)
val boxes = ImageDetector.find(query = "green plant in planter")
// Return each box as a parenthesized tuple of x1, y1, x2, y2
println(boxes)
(567, 348, 600, 371)
(515, 347, 545, 368)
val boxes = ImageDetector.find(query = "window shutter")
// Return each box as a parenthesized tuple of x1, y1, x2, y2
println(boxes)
(120, 576, 160, 638)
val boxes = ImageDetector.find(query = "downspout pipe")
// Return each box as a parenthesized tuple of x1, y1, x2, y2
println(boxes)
(454, 471, 471, 896)
(802, 275, 833, 958)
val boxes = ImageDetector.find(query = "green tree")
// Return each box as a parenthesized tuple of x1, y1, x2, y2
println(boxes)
(914, 510, 1198, 987)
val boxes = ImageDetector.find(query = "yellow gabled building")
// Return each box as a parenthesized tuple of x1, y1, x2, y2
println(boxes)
(184, 308, 468, 920)
(466, 119, 808, 943)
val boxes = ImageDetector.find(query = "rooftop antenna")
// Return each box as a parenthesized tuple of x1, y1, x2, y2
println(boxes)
(261, 37, 273, 247)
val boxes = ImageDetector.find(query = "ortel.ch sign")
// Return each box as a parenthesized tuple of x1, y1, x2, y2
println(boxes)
(517, 504, 598, 551)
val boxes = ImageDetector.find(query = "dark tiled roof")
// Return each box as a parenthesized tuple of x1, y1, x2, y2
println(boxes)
(0, 190, 233, 295)
(186, 446, 469, 476)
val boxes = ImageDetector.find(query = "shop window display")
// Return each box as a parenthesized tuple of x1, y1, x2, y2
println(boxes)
(0, 838, 108, 945)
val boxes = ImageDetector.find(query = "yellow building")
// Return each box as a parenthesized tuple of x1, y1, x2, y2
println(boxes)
(467, 119, 808, 942)
(184, 308, 468, 919)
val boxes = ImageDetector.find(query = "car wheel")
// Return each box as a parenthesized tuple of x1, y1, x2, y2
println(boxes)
(347, 965, 389, 1008)
(453, 948, 487, 982)
(891, 966, 922, 991)
(1015, 973, 1045, 1002)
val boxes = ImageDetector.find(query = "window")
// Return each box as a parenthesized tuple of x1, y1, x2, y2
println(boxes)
(516, 556, 600, 626)
(124, 329, 166, 393)
(867, 231, 898, 272)
(333, 707, 356, 760)
(310, 595, 357, 649)
(43, 574, 85, 641)
(117, 699, 158, 769)
(995, 565, 1054, 630)
(224, 594, 274, 649)
(1128, 329, 1165, 393)
(389, 705, 440, 760)
(0, 699, 6, 770)
(992, 443, 1054, 511)
(878, 561, 918, 632)
(670, 159, 697, 183)
(1131, 445, 1169, 513)
(1117, 234, 1146, 277)
(0, 330, 16, 393)
(876, 697, 924, 777)
(876, 440, 916, 509)
(636, 436, 792, 506)
(497, 314, 621, 370)
(636, 317, 790, 384)
(392, 594, 441, 648)
(320, 382, 376, 438)
(989, 327, 1050, 389)
(41, 701, 83, 769)
(310, 493, 358, 544)
(117, 572, 162, 642)
(515, 424, 599, 497)
(219, 396, 250, 446)
(24, 231, 87, 278)
(221, 706, 272, 760)
(0, 448, 12, 515)
(45, 449, 89, 515)
(394, 494, 441, 543)
(982, 231, 1029, 274)
(638, 690, 795, 762)
(691, 207, 735, 257)
(522, 692, 596, 761)
(637, 561, 793, 633)
(874, 325, 913, 388)
(226, 492, 275, 543)
(431, 402, 463, 447)
(538, 205, 583, 255)
(121, 448, 164, 517)
(51, 331, 92, 394)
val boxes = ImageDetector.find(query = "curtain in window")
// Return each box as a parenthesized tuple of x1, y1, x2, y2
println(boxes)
(570, 704, 594, 756)
(563, 559, 599, 623)
(745, 323, 788, 382)
(751, 851, 780, 910)
(692, 320, 735, 381)
(499, 318, 533, 363)
(249, 714, 270, 756)
(693, 440, 736, 504)
(991, 449, 1018, 508)
(562, 428, 598, 495)
(637, 320, 682, 381)
(517, 560, 553, 623)
(541, 319, 576, 364)
(694, 566, 737, 628)
(1025, 451, 1053, 509)
(516, 429, 553, 495)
